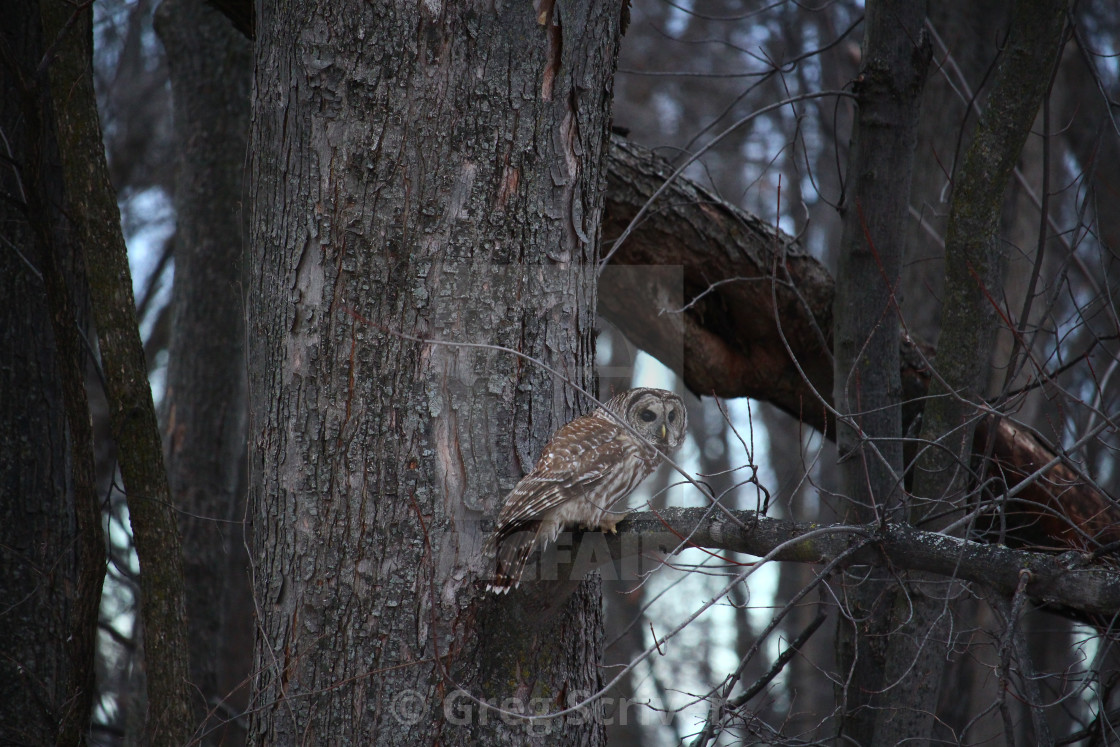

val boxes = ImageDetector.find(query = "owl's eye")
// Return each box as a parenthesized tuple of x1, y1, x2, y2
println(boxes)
(639, 409, 657, 423)
(667, 409, 677, 423)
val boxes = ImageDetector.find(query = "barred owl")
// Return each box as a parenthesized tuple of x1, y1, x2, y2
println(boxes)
(484, 388, 687, 593)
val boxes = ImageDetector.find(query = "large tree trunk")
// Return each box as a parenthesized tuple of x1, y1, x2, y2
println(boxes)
(0, 3, 102, 742)
(155, 0, 253, 742)
(247, 2, 623, 743)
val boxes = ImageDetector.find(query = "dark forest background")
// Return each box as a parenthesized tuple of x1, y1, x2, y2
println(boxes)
(2, 0, 1119, 744)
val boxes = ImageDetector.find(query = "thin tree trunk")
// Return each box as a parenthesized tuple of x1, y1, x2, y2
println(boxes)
(39, 0, 194, 740)
(900, 1, 1068, 743)
(155, 0, 252, 741)
(247, 2, 623, 743)
(830, 1, 930, 743)
(763, 403, 837, 741)
(913, 1, 1069, 525)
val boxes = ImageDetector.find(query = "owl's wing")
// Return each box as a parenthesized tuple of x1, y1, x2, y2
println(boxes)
(495, 474, 603, 528)
(494, 426, 631, 528)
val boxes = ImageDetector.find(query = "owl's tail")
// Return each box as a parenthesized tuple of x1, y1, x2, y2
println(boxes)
(483, 522, 541, 594)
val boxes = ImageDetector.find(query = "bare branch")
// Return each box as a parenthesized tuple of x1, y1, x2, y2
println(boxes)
(593, 507, 1120, 619)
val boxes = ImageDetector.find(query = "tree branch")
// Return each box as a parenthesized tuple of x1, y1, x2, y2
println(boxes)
(600, 134, 1120, 557)
(585, 508, 1120, 619)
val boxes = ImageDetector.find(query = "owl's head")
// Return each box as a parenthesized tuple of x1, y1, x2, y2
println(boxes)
(607, 387, 688, 451)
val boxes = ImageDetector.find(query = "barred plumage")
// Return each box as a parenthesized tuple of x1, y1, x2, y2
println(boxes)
(483, 388, 688, 593)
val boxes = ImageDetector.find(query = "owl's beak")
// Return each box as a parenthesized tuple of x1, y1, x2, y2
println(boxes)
(659, 423, 667, 441)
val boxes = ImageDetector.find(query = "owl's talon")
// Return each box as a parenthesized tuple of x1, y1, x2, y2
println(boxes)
(599, 517, 622, 534)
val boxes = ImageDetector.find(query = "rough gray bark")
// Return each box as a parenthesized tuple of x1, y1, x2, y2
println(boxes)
(829, 2, 930, 743)
(0, 3, 102, 742)
(155, 0, 252, 742)
(247, 2, 622, 743)
(39, 0, 194, 741)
